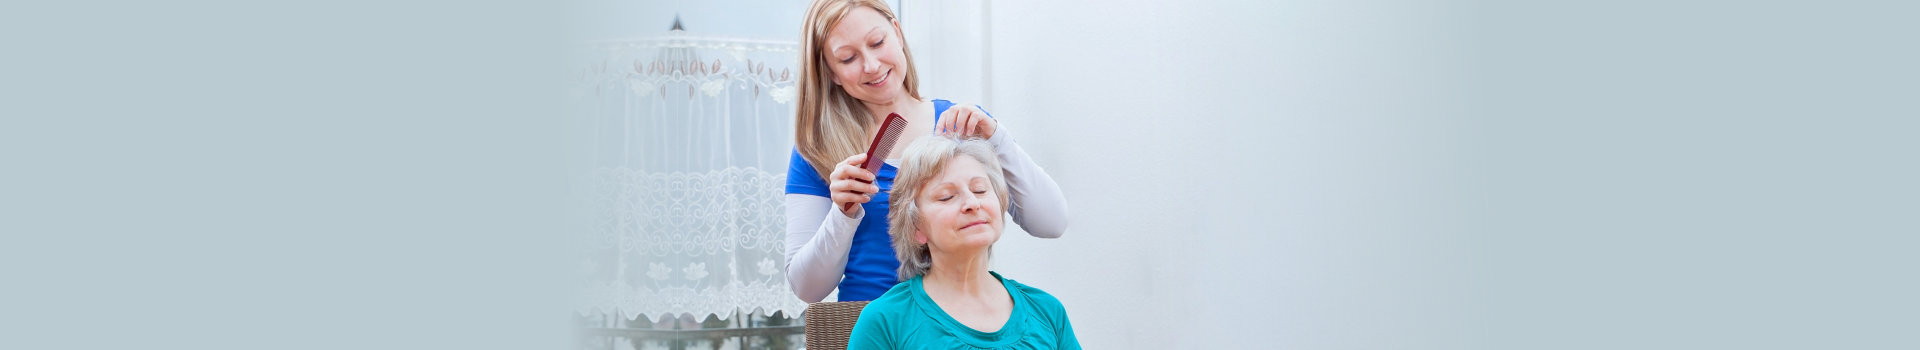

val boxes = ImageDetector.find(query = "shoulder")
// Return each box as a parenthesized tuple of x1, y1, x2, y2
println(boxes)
(785, 148, 829, 194)
(1001, 274, 1071, 324)
(929, 98, 992, 120)
(849, 281, 921, 349)
(1007, 278, 1065, 310)
(855, 278, 921, 321)
(787, 148, 818, 170)
(931, 98, 954, 116)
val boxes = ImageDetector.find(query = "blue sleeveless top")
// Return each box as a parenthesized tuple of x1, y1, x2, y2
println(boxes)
(785, 99, 983, 301)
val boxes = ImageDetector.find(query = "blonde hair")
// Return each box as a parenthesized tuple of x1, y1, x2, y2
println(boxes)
(795, 0, 923, 177)
(886, 136, 1009, 280)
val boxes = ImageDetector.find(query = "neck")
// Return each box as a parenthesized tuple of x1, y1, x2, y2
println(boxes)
(922, 246, 997, 295)
(860, 95, 920, 123)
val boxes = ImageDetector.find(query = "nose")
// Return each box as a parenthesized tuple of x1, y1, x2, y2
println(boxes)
(960, 194, 981, 213)
(861, 54, 880, 74)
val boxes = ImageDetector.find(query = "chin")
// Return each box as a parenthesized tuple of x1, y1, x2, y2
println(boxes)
(950, 238, 997, 252)
(867, 88, 901, 103)
(847, 89, 891, 105)
(962, 229, 1003, 245)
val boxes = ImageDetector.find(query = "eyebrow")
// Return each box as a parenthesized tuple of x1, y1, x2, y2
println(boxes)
(832, 27, 887, 56)
(937, 176, 988, 187)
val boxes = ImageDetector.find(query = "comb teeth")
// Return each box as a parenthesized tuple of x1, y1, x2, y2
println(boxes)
(859, 113, 910, 173)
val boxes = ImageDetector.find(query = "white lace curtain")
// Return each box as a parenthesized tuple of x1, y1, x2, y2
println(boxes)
(571, 27, 806, 321)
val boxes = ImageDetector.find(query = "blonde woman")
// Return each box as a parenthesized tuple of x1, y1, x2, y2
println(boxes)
(784, 0, 1070, 303)
(849, 135, 1078, 349)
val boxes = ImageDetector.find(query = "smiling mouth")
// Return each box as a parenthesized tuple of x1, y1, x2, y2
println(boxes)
(863, 69, 891, 86)
(960, 220, 989, 230)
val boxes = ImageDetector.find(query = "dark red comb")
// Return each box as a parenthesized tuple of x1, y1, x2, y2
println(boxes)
(842, 113, 908, 212)
(859, 113, 908, 174)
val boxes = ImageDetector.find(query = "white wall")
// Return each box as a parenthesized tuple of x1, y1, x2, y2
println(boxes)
(934, 1, 1920, 348)
(962, 1, 1474, 348)
(898, 0, 990, 106)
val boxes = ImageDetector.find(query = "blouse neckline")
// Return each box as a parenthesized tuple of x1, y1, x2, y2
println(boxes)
(907, 271, 1029, 347)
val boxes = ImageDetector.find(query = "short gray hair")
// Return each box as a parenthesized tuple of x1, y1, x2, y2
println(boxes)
(887, 136, 1009, 280)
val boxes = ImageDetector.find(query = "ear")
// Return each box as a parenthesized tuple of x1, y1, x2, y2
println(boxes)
(914, 230, 927, 246)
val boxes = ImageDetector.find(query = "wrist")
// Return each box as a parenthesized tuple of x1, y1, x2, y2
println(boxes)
(839, 204, 863, 219)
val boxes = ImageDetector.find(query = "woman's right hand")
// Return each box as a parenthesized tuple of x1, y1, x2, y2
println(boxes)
(829, 153, 880, 217)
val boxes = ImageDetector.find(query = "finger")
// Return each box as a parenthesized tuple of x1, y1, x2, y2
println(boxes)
(946, 109, 961, 136)
(838, 158, 874, 181)
(831, 155, 858, 180)
(939, 108, 958, 134)
(976, 108, 993, 136)
(834, 183, 871, 197)
(955, 108, 974, 137)
(839, 188, 867, 199)
(844, 167, 875, 184)
(840, 161, 864, 181)
(961, 107, 978, 136)
(988, 119, 998, 139)
(844, 190, 873, 203)
(831, 162, 851, 181)
(971, 108, 986, 137)
(946, 110, 964, 136)
(964, 109, 979, 137)
(837, 176, 871, 193)
(830, 179, 854, 195)
(839, 191, 869, 205)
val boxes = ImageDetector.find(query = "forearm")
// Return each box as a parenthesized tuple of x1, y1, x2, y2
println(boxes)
(783, 194, 860, 302)
(987, 127, 1071, 238)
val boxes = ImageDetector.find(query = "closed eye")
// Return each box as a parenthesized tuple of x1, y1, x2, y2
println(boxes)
(869, 39, 884, 48)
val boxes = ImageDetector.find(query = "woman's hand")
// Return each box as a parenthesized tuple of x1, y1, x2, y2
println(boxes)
(936, 104, 995, 140)
(828, 153, 880, 217)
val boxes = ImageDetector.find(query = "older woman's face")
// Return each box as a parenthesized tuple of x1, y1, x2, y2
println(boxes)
(822, 6, 907, 104)
(914, 155, 1003, 252)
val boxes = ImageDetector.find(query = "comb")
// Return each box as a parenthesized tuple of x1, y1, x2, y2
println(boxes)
(860, 113, 909, 174)
(844, 113, 908, 212)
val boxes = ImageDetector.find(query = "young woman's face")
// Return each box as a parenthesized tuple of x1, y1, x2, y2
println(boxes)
(914, 156, 1004, 252)
(823, 6, 907, 104)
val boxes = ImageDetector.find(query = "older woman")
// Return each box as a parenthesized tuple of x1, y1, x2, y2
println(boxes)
(846, 136, 1079, 349)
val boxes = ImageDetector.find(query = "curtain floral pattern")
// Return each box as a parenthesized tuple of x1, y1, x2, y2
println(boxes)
(571, 28, 806, 321)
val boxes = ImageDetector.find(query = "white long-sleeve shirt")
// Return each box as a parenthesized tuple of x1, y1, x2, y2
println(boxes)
(783, 127, 1070, 303)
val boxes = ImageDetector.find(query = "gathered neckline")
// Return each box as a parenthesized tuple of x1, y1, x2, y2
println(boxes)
(906, 271, 1029, 347)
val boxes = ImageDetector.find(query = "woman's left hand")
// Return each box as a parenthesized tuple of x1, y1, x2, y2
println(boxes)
(936, 104, 995, 140)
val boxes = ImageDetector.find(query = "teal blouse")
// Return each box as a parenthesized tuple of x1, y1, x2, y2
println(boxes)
(847, 271, 1080, 349)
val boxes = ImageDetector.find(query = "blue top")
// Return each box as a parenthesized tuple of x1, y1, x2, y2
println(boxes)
(847, 271, 1080, 350)
(786, 99, 982, 301)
